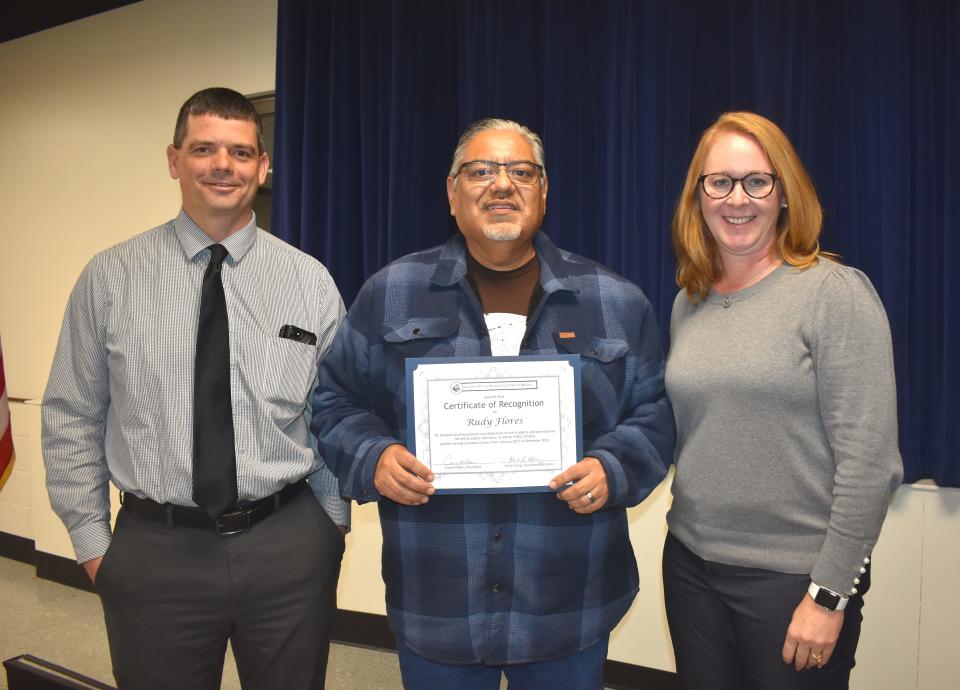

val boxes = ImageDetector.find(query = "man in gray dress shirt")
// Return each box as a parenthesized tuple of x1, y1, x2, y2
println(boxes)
(42, 88, 347, 689)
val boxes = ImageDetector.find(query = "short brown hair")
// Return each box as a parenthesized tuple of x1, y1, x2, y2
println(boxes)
(672, 111, 826, 301)
(172, 87, 265, 154)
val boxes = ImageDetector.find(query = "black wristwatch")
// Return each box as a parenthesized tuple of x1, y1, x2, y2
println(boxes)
(808, 582, 849, 611)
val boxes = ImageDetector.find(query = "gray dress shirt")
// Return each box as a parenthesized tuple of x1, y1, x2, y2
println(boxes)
(43, 211, 347, 563)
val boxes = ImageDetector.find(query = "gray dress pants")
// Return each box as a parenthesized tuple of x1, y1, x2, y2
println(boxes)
(95, 489, 344, 690)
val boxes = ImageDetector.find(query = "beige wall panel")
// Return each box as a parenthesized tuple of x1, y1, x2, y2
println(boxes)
(1, 403, 34, 507)
(0, 464, 32, 508)
(917, 486, 960, 690)
(608, 471, 675, 670)
(851, 484, 924, 689)
(337, 502, 387, 615)
(0, 0, 278, 401)
(0, 502, 31, 538)
(8, 403, 38, 475)
(0, 402, 40, 538)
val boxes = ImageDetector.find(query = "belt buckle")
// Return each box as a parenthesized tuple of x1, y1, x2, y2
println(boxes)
(215, 509, 252, 536)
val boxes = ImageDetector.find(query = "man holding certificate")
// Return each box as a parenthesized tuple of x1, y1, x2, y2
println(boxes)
(313, 118, 674, 689)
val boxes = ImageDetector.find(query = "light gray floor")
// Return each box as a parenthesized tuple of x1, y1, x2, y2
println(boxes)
(0, 555, 404, 689)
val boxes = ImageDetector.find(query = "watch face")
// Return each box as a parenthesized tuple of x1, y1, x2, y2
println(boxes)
(814, 587, 841, 610)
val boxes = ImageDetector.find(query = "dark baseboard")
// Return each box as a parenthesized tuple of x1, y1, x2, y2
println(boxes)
(0, 531, 94, 592)
(35, 551, 95, 593)
(333, 608, 397, 650)
(0, 531, 36, 565)
(1, 531, 678, 690)
(604, 658, 679, 690)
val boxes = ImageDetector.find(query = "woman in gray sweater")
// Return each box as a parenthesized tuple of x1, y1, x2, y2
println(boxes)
(663, 111, 902, 690)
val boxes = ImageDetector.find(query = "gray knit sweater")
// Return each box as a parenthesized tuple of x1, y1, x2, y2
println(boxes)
(665, 259, 903, 595)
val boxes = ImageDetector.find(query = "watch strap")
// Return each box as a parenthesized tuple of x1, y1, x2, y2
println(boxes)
(808, 581, 849, 611)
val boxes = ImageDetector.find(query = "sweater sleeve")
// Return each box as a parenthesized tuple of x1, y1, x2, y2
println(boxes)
(807, 266, 903, 594)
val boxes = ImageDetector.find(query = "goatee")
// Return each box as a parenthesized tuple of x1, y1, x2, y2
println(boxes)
(482, 223, 522, 241)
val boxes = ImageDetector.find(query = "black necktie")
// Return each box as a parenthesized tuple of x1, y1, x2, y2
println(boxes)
(193, 244, 237, 517)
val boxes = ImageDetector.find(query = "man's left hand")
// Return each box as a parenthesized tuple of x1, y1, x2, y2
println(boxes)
(549, 457, 608, 513)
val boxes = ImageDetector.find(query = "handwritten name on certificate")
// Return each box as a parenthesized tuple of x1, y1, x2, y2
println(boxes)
(405, 356, 583, 493)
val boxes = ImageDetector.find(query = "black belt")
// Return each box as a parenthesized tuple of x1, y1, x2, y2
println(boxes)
(120, 479, 306, 536)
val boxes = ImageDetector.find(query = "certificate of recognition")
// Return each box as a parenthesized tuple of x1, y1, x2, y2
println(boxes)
(405, 355, 583, 493)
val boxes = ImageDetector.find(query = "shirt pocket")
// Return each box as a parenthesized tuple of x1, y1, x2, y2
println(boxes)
(381, 317, 461, 359)
(254, 335, 318, 423)
(553, 333, 629, 426)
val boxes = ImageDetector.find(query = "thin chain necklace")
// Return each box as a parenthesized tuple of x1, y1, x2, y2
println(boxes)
(715, 259, 783, 308)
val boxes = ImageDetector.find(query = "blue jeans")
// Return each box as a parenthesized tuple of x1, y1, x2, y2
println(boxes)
(397, 637, 609, 690)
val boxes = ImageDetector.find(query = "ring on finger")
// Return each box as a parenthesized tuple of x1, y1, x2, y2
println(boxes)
(586, 491, 596, 504)
(811, 652, 823, 665)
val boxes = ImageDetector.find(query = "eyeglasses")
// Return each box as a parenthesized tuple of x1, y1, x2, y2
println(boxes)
(456, 160, 544, 186)
(698, 172, 779, 199)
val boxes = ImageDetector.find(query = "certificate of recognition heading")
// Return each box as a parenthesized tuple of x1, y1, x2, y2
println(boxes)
(405, 356, 583, 493)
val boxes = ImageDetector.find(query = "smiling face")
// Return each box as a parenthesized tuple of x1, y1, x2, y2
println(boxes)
(699, 131, 784, 263)
(446, 129, 548, 256)
(166, 114, 268, 240)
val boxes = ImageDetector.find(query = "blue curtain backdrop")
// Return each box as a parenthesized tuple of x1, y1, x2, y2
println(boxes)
(272, 0, 958, 487)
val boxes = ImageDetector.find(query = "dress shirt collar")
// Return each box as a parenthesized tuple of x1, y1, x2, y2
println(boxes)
(173, 209, 258, 264)
(430, 231, 578, 295)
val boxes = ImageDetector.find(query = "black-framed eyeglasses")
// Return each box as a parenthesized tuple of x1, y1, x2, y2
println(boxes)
(456, 160, 544, 186)
(698, 172, 779, 199)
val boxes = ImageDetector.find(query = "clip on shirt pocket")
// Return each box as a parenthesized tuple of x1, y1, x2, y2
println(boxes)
(255, 335, 318, 422)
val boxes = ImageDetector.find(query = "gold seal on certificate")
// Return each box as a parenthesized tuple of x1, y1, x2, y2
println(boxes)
(405, 355, 583, 493)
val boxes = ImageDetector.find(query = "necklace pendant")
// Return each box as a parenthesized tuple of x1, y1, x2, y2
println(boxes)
(722, 296, 733, 308)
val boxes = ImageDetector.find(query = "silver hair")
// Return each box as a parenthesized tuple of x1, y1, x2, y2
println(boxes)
(448, 118, 547, 180)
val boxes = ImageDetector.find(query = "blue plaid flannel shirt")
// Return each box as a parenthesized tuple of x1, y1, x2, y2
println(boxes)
(313, 232, 675, 665)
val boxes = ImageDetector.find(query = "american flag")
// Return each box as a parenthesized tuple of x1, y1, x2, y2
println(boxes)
(0, 340, 14, 490)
